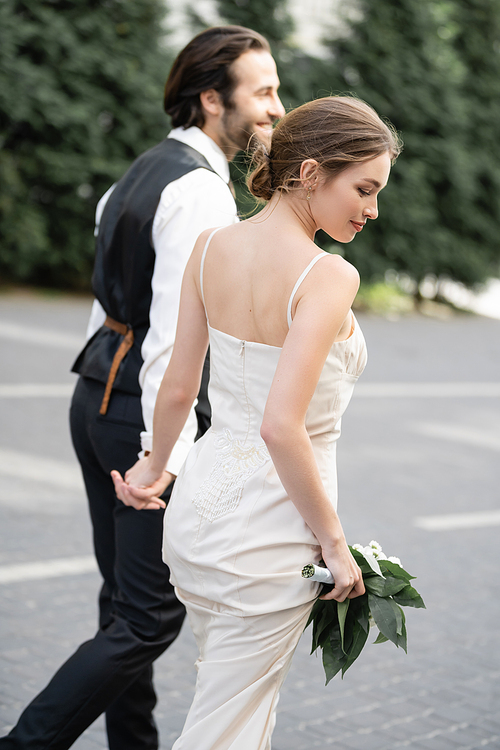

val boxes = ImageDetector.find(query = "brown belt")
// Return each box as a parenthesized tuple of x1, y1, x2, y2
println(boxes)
(99, 316, 134, 415)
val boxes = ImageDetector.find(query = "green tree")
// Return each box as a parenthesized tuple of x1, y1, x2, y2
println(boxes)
(448, 0, 500, 280)
(322, 0, 500, 289)
(0, 0, 173, 288)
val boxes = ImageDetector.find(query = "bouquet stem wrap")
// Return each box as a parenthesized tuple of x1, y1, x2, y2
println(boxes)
(301, 564, 334, 585)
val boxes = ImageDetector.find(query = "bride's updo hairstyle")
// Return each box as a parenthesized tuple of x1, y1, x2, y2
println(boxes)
(248, 96, 402, 201)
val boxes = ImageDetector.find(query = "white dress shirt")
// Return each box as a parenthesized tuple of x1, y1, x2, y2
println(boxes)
(86, 127, 238, 474)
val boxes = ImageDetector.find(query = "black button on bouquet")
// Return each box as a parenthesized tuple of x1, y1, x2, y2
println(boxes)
(302, 541, 426, 683)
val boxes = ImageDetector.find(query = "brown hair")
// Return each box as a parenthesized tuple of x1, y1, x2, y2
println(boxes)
(164, 26, 271, 129)
(248, 96, 402, 201)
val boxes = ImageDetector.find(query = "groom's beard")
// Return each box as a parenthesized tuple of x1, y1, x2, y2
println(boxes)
(220, 110, 274, 153)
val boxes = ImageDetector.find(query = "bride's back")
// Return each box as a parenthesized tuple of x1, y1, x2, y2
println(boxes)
(199, 219, 320, 349)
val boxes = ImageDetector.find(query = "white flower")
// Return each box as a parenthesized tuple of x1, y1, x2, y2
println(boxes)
(353, 540, 400, 566)
(388, 556, 402, 567)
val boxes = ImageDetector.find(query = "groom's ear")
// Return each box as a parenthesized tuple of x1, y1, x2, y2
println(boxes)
(200, 89, 223, 118)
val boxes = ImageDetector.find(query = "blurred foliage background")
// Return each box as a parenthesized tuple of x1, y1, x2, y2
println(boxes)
(0, 0, 173, 287)
(1, 0, 499, 292)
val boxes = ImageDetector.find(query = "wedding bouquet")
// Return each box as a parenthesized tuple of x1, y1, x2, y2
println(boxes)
(302, 541, 425, 683)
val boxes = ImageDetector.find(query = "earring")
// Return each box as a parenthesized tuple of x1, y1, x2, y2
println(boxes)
(306, 186, 312, 201)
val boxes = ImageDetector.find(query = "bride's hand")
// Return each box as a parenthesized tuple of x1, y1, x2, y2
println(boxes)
(319, 541, 365, 602)
(111, 458, 174, 510)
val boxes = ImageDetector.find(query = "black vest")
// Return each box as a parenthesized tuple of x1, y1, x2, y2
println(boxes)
(72, 138, 215, 401)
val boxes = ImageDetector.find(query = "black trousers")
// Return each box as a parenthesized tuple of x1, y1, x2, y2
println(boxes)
(0, 377, 186, 750)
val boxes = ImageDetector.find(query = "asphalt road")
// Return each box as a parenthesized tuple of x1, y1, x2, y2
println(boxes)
(1, 289, 499, 750)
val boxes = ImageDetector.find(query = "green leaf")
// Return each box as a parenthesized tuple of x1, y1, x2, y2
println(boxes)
(396, 608, 408, 653)
(392, 584, 426, 609)
(364, 575, 408, 597)
(329, 622, 346, 662)
(352, 594, 370, 634)
(308, 600, 339, 653)
(394, 601, 404, 635)
(337, 599, 350, 653)
(341, 619, 370, 676)
(373, 631, 389, 644)
(378, 560, 415, 582)
(307, 600, 328, 648)
(322, 634, 345, 685)
(368, 593, 405, 647)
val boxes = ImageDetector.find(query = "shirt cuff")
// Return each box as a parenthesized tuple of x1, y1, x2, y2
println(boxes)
(139, 404, 199, 477)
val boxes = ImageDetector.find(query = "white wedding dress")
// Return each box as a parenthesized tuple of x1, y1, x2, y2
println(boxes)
(163, 229, 367, 749)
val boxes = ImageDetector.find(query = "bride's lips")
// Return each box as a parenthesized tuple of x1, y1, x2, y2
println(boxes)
(351, 221, 365, 232)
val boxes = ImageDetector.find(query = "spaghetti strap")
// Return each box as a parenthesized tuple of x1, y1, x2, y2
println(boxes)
(286, 252, 328, 328)
(199, 227, 223, 323)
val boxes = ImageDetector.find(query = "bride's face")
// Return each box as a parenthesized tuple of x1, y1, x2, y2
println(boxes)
(309, 152, 391, 243)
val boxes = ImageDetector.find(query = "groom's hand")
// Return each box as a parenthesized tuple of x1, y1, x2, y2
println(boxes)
(111, 468, 174, 510)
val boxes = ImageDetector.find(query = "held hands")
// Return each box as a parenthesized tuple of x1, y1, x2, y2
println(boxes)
(111, 456, 174, 511)
(319, 540, 365, 603)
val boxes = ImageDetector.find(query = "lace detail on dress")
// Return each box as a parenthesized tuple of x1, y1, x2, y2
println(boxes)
(193, 428, 270, 522)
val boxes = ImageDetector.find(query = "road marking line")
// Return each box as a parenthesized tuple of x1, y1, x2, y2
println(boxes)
(413, 422, 500, 451)
(414, 510, 500, 531)
(354, 382, 500, 398)
(0, 321, 83, 350)
(0, 384, 74, 398)
(0, 448, 83, 489)
(0, 556, 98, 584)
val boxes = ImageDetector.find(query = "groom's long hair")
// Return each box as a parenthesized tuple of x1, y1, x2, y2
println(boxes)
(164, 26, 270, 130)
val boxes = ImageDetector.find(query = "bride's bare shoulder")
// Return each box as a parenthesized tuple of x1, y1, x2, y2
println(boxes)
(194, 226, 223, 248)
(321, 252, 359, 285)
(297, 248, 360, 295)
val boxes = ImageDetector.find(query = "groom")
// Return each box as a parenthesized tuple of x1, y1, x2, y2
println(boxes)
(1, 25, 284, 750)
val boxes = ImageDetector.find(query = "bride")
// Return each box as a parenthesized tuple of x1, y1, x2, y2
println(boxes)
(113, 95, 401, 749)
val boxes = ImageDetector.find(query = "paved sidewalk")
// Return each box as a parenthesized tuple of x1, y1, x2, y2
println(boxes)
(1, 290, 499, 749)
